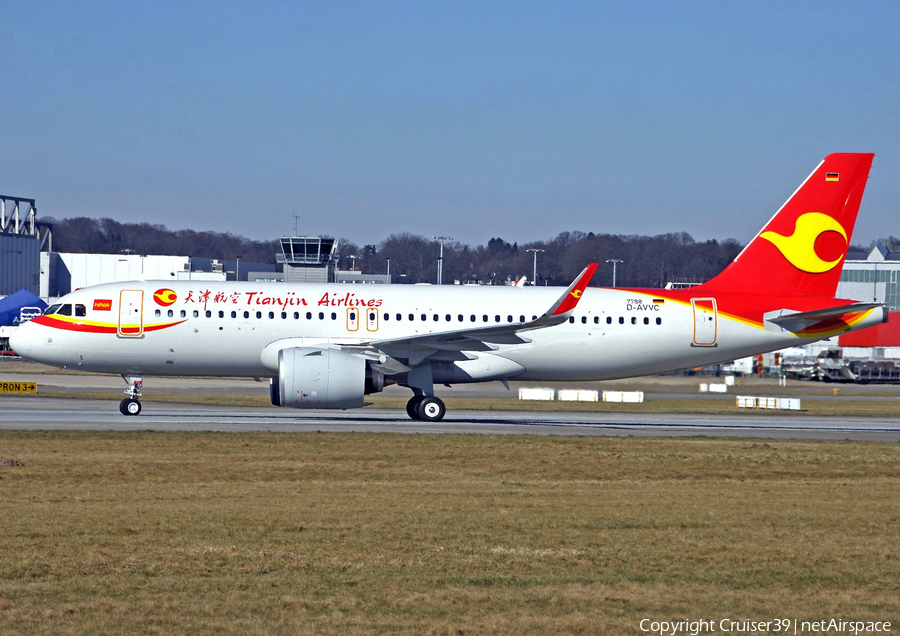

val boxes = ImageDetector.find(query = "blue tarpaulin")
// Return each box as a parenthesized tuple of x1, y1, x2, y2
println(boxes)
(0, 289, 47, 326)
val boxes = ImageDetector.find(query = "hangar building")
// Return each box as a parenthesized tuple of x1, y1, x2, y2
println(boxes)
(0, 196, 50, 296)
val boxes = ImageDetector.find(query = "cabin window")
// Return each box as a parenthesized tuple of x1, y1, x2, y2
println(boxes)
(409, 313, 414, 321)
(384, 313, 390, 321)
(631, 317, 637, 325)
(581, 317, 587, 324)
(644, 317, 649, 325)
(193, 310, 199, 318)
(606, 317, 612, 324)
(281, 312, 287, 319)
(656, 317, 662, 325)
(232, 311, 238, 318)
(494, 315, 500, 323)
(568, 316, 574, 324)
(75, 304, 86, 317)
(293, 312, 299, 319)
(618, 317, 624, 324)
(180, 310, 186, 318)
(421, 313, 426, 321)
(167, 309, 174, 318)
(482, 315, 488, 322)
(507, 315, 513, 323)
(318, 312, 324, 320)
(396, 313, 402, 321)
(458, 314, 464, 322)
(154, 309, 161, 317)
(520, 315, 525, 323)
(331, 312, 337, 320)
(205, 310, 212, 318)
(268, 311, 275, 319)
(306, 312, 312, 320)
(433, 314, 439, 322)
(445, 314, 451, 321)
(218, 311, 225, 318)
(256, 311, 263, 319)
(594, 317, 600, 324)
(470, 315, 476, 322)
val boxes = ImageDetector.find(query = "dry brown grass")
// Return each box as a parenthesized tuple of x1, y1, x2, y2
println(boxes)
(1, 432, 899, 634)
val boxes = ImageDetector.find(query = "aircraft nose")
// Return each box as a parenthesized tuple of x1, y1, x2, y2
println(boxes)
(9, 322, 36, 356)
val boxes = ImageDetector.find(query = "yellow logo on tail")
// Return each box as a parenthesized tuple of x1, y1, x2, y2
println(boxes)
(759, 212, 847, 274)
(570, 289, 582, 299)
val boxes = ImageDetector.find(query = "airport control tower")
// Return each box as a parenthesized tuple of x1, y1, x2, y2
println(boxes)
(277, 236, 338, 283)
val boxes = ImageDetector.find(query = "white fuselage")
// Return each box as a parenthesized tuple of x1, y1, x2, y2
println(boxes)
(10, 280, 865, 382)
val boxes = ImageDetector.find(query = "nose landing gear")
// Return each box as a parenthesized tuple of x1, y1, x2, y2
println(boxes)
(119, 375, 143, 416)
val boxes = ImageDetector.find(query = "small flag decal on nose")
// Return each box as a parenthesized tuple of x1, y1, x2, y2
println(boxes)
(825, 173, 840, 182)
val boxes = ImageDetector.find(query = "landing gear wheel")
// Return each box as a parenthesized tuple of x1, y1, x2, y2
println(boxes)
(416, 396, 446, 422)
(406, 395, 425, 420)
(119, 398, 142, 416)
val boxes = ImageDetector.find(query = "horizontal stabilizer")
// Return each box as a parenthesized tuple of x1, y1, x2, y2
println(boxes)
(765, 302, 883, 325)
(764, 302, 886, 338)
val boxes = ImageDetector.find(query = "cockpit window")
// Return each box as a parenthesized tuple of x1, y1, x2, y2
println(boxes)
(42, 303, 86, 317)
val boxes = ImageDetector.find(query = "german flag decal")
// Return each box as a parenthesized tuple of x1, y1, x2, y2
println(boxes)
(153, 289, 177, 307)
(825, 172, 840, 182)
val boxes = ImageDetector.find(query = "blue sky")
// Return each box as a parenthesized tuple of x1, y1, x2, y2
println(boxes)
(2, 1, 898, 247)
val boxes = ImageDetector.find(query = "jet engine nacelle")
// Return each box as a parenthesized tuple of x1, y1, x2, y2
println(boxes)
(272, 347, 367, 409)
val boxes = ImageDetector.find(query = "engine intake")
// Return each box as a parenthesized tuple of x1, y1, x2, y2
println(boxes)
(273, 347, 367, 409)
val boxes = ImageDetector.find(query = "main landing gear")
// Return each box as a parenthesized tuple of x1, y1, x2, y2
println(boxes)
(405, 394, 446, 422)
(119, 375, 143, 416)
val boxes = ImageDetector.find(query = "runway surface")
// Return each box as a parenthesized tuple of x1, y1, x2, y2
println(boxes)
(3, 397, 900, 441)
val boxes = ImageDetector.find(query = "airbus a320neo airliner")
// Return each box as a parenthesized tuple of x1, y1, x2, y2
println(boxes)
(11, 153, 884, 421)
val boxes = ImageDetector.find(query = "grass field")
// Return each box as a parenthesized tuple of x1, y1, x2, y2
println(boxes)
(2, 431, 899, 634)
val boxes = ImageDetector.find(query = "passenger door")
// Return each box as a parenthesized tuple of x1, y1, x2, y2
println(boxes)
(691, 297, 717, 346)
(118, 290, 144, 337)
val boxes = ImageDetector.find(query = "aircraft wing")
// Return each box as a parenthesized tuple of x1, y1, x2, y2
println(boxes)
(344, 264, 598, 368)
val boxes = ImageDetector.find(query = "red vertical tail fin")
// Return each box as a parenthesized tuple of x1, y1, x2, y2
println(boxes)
(699, 153, 874, 297)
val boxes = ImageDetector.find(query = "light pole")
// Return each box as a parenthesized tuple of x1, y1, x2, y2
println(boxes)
(606, 259, 623, 288)
(526, 248, 544, 286)
(386, 258, 391, 282)
(433, 236, 452, 285)
(348, 255, 357, 271)
(235, 256, 242, 282)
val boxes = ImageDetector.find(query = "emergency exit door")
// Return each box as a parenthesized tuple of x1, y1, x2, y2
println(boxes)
(118, 290, 144, 337)
(691, 298, 717, 347)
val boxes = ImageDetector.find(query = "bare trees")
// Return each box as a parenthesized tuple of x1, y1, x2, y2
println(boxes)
(45, 216, 744, 287)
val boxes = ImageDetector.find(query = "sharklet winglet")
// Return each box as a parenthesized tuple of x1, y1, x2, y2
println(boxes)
(545, 263, 598, 318)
